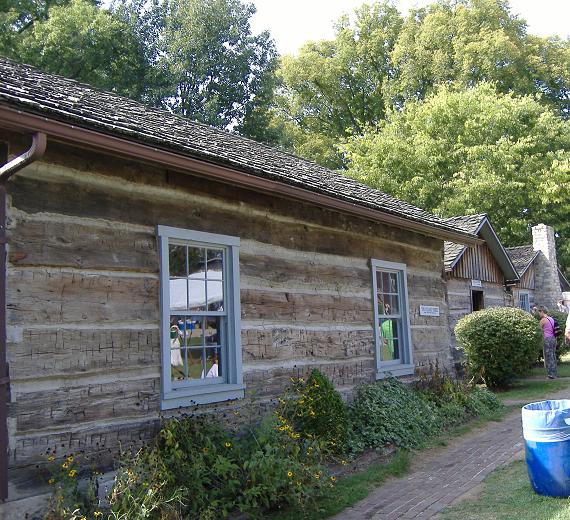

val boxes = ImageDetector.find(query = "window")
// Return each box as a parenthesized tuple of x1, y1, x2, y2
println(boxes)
(371, 259, 414, 378)
(519, 292, 530, 312)
(158, 225, 244, 409)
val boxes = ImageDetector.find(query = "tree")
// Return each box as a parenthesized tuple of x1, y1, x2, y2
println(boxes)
(344, 83, 570, 275)
(2, 0, 148, 97)
(275, 1, 403, 168)
(387, 0, 570, 115)
(150, 0, 278, 135)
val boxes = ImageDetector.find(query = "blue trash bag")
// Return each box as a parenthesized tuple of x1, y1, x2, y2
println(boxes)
(522, 399, 570, 497)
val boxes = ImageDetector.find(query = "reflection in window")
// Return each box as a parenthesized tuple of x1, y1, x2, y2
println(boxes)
(168, 244, 226, 383)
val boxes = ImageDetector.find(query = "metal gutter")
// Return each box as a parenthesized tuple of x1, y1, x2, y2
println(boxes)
(0, 132, 46, 501)
(0, 106, 481, 246)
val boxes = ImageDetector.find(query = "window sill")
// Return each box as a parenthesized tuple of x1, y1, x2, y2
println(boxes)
(161, 383, 245, 410)
(375, 364, 415, 379)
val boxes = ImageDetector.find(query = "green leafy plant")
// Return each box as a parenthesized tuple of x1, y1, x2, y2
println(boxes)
(455, 307, 542, 388)
(277, 370, 350, 454)
(349, 378, 441, 451)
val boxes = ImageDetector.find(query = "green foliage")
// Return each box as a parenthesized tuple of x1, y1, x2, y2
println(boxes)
(109, 413, 329, 519)
(2, 0, 148, 98)
(386, 0, 570, 115)
(455, 307, 542, 388)
(350, 378, 441, 450)
(345, 82, 570, 275)
(275, 1, 403, 168)
(277, 370, 350, 454)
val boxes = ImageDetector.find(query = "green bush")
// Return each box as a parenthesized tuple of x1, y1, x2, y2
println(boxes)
(455, 307, 542, 388)
(277, 369, 350, 454)
(109, 413, 330, 519)
(349, 378, 441, 450)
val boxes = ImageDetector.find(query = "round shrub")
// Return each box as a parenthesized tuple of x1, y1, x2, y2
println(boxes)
(455, 307, 542, 388)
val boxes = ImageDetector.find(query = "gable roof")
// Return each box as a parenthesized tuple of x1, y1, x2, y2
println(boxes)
(506, 245, 539, 276)
(443, 214, 519, 281)
(507, 245, 570, 290)
(0, 57, 478, 244)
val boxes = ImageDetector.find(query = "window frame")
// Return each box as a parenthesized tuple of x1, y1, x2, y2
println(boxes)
(519, 291, 530, 312)
(158, 225, 244, 409)
(371, 259, 414, 378)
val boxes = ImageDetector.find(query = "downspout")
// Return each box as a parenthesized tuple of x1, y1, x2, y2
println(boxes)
(0, 132, 46, 502)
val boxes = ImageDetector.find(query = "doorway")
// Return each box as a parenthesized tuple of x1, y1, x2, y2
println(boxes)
(471, 290, 484, 312)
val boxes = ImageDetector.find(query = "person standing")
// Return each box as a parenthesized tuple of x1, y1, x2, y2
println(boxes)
(557, 299, 568, 313)
(538, 306, 558, 379)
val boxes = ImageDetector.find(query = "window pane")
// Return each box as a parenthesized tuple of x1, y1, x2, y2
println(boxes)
(380, 318, 400, 361)
(207, 280, 224, 311)
(188, 247, 206, 311)
(170, 278, 188, 311)
(205, 317, 222, 346)
(381, 272, 390, 293)
(169, 317, 185, 381)
(169, 245, 186, 277)
(392, 338, 400, 360)
(377, 291, 385, 314)
(204, 347, 222, 378)
(206, 249, 224, 279)
(388, 273, 398, 293)
(187, 348, 203, 380)
(185, 317, 204, 347)
(383, 294, 399, 315)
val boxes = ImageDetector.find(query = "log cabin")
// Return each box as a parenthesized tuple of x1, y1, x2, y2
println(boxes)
(507, 224, 569, 312)
(443, 215, 519, 360)
(0, 57, 479, 514)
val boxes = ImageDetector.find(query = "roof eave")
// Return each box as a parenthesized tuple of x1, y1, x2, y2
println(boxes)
(0, 105, 481, 245)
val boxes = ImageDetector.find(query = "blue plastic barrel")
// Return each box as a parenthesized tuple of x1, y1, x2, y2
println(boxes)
(522, 399, 570, 497)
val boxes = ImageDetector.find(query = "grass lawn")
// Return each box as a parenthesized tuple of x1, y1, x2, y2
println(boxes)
(437, 460, 570, 520)
(529, 361, 570, 379)
(494, 378, 570, 402)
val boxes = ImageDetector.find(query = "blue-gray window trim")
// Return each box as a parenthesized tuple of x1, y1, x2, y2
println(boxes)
(371, 259, 414, 378)
(157, 225, 244, 409)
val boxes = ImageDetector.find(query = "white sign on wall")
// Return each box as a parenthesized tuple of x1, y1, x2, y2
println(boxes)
(471, 279, 482, 288)
(419, 305, 440, 317)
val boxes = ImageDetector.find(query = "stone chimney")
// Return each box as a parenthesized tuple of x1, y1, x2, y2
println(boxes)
(532, 223, 562, 310)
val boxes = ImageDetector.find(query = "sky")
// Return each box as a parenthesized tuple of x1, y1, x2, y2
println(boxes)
(250, 0, 570, 56)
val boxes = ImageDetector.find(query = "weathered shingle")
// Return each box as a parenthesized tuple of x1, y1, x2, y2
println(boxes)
(0, 57, 476, 239)
(506, 245, 538, 275)
(443, 215, 486, 269)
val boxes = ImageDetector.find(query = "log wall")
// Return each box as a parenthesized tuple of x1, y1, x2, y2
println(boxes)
(3, 140, 452, 500)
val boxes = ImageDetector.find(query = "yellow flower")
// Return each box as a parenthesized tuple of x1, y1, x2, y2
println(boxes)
(341, 460, 348, 465)
(48, 478, 55, 485)
(80, 517, 87, 520)
(309, 410, 316, 417)
(62, 462, 69, 469)
(330, 476, 337, 482)
(202, 447, 209, 454)
(94, 512, 103, 518)
(314, 473, 321, 479)
(68, 469, 77, 478)
(287, 471, 293, 478)
(47, 456, 55, 462)
(66, 456, 74, 463)
(225, 442, 231, 448)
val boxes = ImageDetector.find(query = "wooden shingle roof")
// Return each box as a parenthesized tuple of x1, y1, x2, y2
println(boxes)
(0, 57, 477, 241)
(506, 245, 539, 275)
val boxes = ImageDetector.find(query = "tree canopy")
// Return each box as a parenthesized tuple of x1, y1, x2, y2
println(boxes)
(344, 83, 570, 275)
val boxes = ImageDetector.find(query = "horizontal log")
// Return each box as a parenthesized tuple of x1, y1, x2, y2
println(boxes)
(241, 289, 373, 323)
(11, 378, 160, 432)
(244, 358, 376, 397)
(10, 171, 443, 266)
(7, 269, 159, 325)
(7, 327, 160, 379)
(241, 327, 374, 362)
(8, 217, 158, 272)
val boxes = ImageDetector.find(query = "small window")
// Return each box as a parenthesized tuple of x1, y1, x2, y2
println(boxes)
(371, 259, 414, 378)
(158, 226, 244, 409)
(519, 292, 530, 312)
